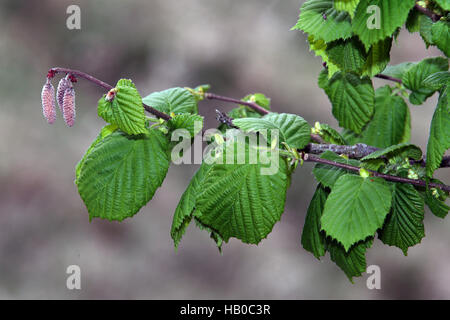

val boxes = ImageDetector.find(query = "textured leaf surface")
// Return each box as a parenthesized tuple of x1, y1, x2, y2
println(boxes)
(308, 36, 340, 78)
(333, 0, 360, 18)
(435, 0, 450, 11)
(423, 71, 450, 90)
(324, 72, 374, 133)
(168, 114, 204, 137)
(142, 87, 198, 115)
(352, 0, 416, 50)
(326, 38, 366, 74)
(75, 124, 118, 182)
(321, 174, 392, 251)
(361, 143, 422, 161)
(301, 185, 328, 259)
(328, 238, 373, 282)
(292, 0, 353, 43)
(425, 189, 450, 218)
(97, 79, 146, 135)
(233, 113, 311, 149)
(313, 151, 360, 188)
(379, 184, 425, 255)
(426, 86, 450, 177)
(195, 140, 290, 244)
(381, 62, 414, 79)
(171, 164, 212, 248)
(77, 129, 170, 221)
(432, 20, 450, 57)
(361, 86, 410, 148)
(402, 57, 449, 105)
(362, 37, 392, 77)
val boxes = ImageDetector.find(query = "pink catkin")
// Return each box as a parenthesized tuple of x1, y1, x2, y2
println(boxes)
(62, 87, 76, 127)
(41, 79, 56, 124)
(56, 76, 71, 112)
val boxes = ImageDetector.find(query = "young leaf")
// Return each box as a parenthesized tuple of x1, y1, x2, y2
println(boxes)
(360, 86, 410, 148)
(352, 0, 416, 50)
(292, 0, 353, 43)
(327, 238, 373, 282)
(317, 123, 348, 145)
(233, 113, 311, 149)
(167, 114, 204, 137)
(402, 57, 449, 105)
(313, 151, 360, 188)
(301, 185, 329, 259)
(424, 189, 450, 218)
(333, 0, 360, 18)
(361, 142, 423, 161)
(77, 129, 170, 221)
(75, 124, 118, 182)
(195, 139, 290, 244)
(142, 87, 198, 115)
(379, 183, 425, 255)
(321, 174, 392, 251)
(426, 86, 450, 177)
(97, 79, 147, 135)
(432, 20, 450, 57)
(309, 36, 340, 78)
(323, 71, 374, 133)
(240, 93, 271, 110)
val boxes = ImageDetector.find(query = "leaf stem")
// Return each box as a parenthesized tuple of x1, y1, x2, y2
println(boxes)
(374, 74, 403, 84)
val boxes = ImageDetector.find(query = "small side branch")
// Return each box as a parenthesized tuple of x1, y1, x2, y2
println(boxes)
(48, 67, 171, 121)
(374, 74, 403, 84)
(414, 3, 441, 22)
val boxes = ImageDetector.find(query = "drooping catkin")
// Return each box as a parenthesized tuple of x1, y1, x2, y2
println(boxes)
(41, 78, 56, 124)
(57, 75, 71, 112)
(62, 87, 76, 127)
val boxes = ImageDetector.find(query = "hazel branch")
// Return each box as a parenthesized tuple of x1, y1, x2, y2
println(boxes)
(48, 67, 172, 121)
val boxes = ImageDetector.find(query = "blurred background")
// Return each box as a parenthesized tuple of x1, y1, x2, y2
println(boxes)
(0, 0, 449, 299)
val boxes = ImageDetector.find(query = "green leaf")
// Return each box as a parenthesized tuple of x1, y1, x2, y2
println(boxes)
(167, 114, 204, 137)
(321, 174, 392, 251)
(313, 151, 360, 188)
(292, 0, 353, 43)
(362, 37, 392, 77)
(301, 185, 328, 259)
(426, 86, 450, 177)
(381, 62, 415, 79)
(379, 184, 425, 255)
(195, 140, 290, 244)
(352, 0, 416, 51)
(361, 142, 423, 161)
(318, 123, 348, 145)
(142, 87, 198, 115)
(77, 129, 170, 221)
(327, 238, 373, 282)
(309, 36, 340, 78)
(326, 38, 366, 74)
(324, 71, 375, 133)
(333, 0, 360, 18)
(435, 0, 450, 11)
(193, 217, 223, 252)
(402, 57, 449, 105)
(419, 15, 435, 47)
(432, 20, 450, 57)
(360, 86, 410, 148)
(405, 7, 422, 33)
(97, 79, 147, 135)
(233, 113, 311, 149)
(75, 124, 118, 183)
(423, 71, 450, 90)
(171, 164, 213, 249)
(425, 189, 450, 218)
(241, 93, 271, 110)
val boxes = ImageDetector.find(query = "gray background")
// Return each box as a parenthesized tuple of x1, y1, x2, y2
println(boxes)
(0, 0, 449, 299)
